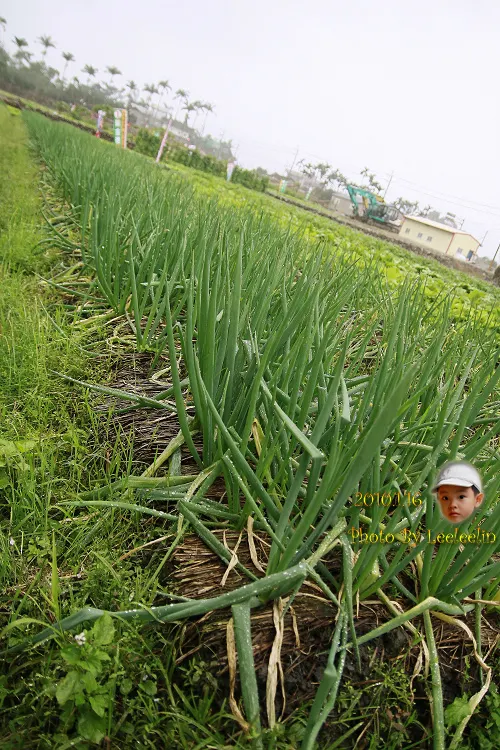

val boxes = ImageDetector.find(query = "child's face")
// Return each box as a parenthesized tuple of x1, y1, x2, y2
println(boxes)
(436, 484, 483, 523)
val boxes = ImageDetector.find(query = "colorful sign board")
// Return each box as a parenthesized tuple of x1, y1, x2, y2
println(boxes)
(113, 109, 128, 148)
(95, 110, 105, 138)
(121, 108, 128, 149)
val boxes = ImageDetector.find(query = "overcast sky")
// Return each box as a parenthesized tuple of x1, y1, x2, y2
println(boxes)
(4, 0, 500, 259)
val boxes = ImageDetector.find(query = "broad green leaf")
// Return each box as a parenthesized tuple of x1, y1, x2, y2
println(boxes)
(120, 678, 133, 696)
(78, 651, 109, 676)
(0, 469, 10, 489)
(56, 670, 81, 705)
(91, 613, 115, 646)
(81, 672, 98, 693)
(77, 706, 107, 743)
(444, 695, 470, 728)
(60, 646, 80, 665)
(139, 679, 157, 696)
(0, 439, 36, 458)
(386, 266, 402, 282)
(89, 693, 108, 718)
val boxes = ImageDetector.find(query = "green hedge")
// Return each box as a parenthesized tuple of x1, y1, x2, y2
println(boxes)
(232, 165, 269, 192)
(133, 129, 268, 192)
(134, 129, 161, 158)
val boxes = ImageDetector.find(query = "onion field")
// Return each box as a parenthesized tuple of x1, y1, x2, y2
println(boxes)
(2, 110, 500, 749)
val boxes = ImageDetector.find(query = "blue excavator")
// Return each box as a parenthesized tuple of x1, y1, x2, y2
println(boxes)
(346, 185, 402, 232)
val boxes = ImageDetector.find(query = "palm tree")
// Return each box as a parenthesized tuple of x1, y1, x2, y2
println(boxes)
(182, 101, 197, 127)
(144, 83, 158, 105)
(13, 36, 28, 64)
(363, 171, 382, 194)
(16, 50, 32, 66)
(13, 38, 32, 67)
(0, 17, 7, 46)
(82, 64, 97, 85)
(143, 83, 159, 124)
(13, 35, 27, 50)
(154, 79, 171, 119)
(38, 35, 55, 60)
(201, 102, 214, 134)
(328, 169, 347, 191)
(61, 51, 75, 81)
(173, 88, 189, 120)
(190, 100, 205, 130)
(106, 65, 122, 87)
(372, 177, 382, 193)
(126, 80, 138, 108)
(46, 66, 59, 82)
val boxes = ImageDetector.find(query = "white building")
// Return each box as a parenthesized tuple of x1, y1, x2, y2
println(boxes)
(400, 216, 480, 260)
(328, 191, 354, 215)
(169, 124, 191, 142)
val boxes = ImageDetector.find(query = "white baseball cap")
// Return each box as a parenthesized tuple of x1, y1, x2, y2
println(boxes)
(432, 461, 482, 493)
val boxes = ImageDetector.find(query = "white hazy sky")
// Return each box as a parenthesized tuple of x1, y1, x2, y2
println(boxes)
(4, 0, 500, 259)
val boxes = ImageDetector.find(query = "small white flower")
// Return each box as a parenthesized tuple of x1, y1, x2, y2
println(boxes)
(142, 674, 149, 681)
(9, 538, 15, 546)
(74, 632, 86, 646)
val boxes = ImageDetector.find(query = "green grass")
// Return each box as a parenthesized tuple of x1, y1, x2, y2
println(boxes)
(0, 102, 41, 271)
(0, 103, 312, 749)
(0, 104, 104, 586)
(1, 106, 500, 748)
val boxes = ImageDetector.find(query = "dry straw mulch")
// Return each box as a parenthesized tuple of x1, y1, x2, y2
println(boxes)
(96, 351, 500, 713)
(167, 529, 499, 712)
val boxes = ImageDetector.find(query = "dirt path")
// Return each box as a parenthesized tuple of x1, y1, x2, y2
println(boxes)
(267, 191, 495, 284)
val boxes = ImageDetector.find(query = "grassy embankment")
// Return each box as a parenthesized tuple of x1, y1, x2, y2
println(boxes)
(0, 88, 115, 138)
(0, 105, 260, 748)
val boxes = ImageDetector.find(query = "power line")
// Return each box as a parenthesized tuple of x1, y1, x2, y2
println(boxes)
(388, 179, 500, 219)
(234, 136, 500, 227)
(388, 176, 500, 213)
(382, 171, 394, 199)
(286, 146, 300, 177)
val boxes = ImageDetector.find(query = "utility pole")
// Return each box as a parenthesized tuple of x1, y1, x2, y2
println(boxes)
(382, 171, 394, 199)
(480, 230, 488, 246)
(287, 146, 299, 178)
(489, 242, 500, 272)
(217, 131, 224, 160)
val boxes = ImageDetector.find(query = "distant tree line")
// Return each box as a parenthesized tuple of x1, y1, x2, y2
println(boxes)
(391, 199, 459, 228)
(297, 160, 459, 226)
(0, 18, 215, 131)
